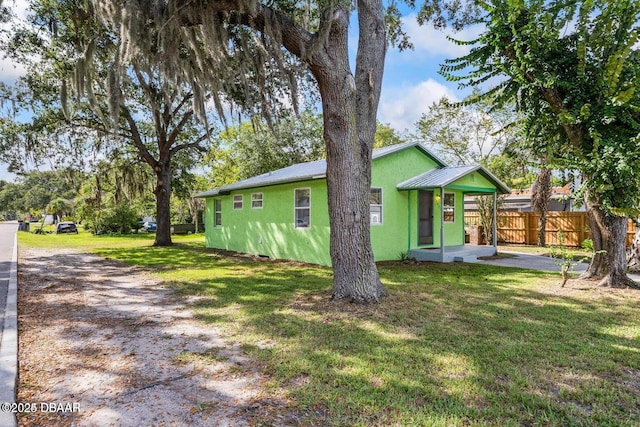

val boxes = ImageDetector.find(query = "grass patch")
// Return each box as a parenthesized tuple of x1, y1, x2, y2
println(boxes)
(19, 233, 640, 426)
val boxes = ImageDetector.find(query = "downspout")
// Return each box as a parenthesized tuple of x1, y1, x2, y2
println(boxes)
(493, 191, 498, 252)
(440, 187, 445, 262)
(407, 190, 412, 254)
(462, 192, 467, 244)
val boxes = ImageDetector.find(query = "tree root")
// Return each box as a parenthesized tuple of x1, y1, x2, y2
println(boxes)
(577, 270, 640, 289)
(597, 274, 640, 289)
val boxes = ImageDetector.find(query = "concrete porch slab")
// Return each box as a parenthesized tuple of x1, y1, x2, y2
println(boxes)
(409, 245, 496, 263)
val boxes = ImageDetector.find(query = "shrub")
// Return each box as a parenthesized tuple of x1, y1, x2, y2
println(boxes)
(101, 204, 140, 234)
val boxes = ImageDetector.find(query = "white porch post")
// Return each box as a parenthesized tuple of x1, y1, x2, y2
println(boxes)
(440, 187, 445, 261)
(493, 191, 498, 251)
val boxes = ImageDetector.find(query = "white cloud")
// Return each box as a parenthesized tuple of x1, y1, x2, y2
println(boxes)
(378, 79, 458, 133)
(401, 14, 484, 58)
(0, 0, 29, 84)
(0, 61, 26, 84)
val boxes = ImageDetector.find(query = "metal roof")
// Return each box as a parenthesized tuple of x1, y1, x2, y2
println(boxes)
(195, 141, 447, 197)
(396, 164, 511, 194)
(371, 140, 447, 166)
(194, 160, 326, 197)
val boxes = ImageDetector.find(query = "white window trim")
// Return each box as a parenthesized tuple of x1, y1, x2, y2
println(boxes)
(214, 199, 222, 227)
(370, 187, 383, 226)
(294, 187, 311, 229)
(251, 192, 263, 209)
(233, 194, 243, 210)
(443, 192, 455, 223)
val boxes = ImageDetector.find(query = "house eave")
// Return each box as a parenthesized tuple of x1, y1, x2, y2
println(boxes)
(194, 175, 327, 198)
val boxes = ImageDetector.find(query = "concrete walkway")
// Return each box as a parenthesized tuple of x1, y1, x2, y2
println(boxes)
(476, 250, 640, 282)
(475, 250, 589, 273)
(0, 223, 18, 427)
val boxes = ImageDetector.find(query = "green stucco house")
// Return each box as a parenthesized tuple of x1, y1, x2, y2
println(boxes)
(195, 141, 510, 266)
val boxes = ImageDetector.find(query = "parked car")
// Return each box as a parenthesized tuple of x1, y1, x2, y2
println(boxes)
(56, 221, 79, 234)
(142, 221, 157, 232)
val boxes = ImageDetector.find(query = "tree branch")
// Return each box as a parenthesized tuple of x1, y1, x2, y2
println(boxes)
(169, 128, 213, 155)
(121, 105, 157, 168)
(176, 0, 316, 64)
(166, 110, 194, 148)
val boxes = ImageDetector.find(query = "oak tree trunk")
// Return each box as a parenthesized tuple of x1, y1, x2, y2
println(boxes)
(581, 192, 638, 288)
(153, 161, 173, 246)
(308, 1, 387, 302)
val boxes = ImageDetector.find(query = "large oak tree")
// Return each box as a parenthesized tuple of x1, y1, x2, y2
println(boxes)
(87, 0, 389, 301)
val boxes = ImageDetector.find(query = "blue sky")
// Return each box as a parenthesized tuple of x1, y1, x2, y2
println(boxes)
(0, 1, 481, 182)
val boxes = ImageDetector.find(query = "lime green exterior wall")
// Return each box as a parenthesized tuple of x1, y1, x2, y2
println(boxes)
(404, 188, 466, 250)
(205, 178, 332, 265)
(447, 170, 497, 193)
(369, 147, 441, 261)
(202, 147, 499, 265)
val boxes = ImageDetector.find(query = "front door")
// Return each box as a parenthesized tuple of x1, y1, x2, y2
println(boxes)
(418, 190, 434, 245)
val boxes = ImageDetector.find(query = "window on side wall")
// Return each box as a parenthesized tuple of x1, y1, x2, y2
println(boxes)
(294, 188, 311, 229)
(233, 194, 243, 210)
(251, 192, 263, 209)
(443, 192, 455, 222)
(214, 199, 222, 227)
(370, 187, 383, 225)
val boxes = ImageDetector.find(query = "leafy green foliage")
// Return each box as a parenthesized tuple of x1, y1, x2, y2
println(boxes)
(0, 169, 82, 218)
(200, 116, 408, 189)
(374, 121, 408, 148)
(442, 0, 640, 217)
(414, 94, 523, 169)
(99, 203, 140, 235)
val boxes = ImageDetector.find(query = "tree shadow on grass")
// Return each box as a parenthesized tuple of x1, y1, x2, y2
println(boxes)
(37, 243, 640, 426)
(174, 255, 640, 426)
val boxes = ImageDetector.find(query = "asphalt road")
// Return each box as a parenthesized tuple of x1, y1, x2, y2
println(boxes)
(0, 222, 18, 340)
(0, 221, 18, 427)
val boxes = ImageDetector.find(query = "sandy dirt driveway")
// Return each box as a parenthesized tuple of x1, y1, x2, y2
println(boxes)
(17, 247, 300, 427)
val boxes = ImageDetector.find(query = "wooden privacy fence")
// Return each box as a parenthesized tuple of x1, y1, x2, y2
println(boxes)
(464, 211, 637, 247)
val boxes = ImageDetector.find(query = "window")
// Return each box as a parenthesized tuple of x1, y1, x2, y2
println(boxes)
(251, 192, 263, 209)
(214, 199, 222, 227)
(233, 194, 243, 210)
(443, 192, 455, 222)
(294, 188, 311, 228)
(370, 188, 383, 225)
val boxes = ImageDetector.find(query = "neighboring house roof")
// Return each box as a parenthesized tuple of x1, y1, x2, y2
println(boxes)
(505, 184, 572, 201)
(396, 164, 511, 194)
(464, 184, 576, 211)
(195, 141, 447, 197)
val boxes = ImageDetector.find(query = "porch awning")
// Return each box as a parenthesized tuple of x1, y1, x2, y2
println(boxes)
(396, 164, 511, 194)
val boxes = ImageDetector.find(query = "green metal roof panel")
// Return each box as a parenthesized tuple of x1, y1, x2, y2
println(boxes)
(195, 141, 447, 197)
(397, 165, 511, 194)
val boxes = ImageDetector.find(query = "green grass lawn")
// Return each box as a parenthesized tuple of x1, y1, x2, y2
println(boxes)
(18, 232, 640, 426)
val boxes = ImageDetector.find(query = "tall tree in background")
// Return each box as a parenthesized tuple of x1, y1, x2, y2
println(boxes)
(1, 0, 217, 245)
(442, 0, 640, 288)
(206, 113, 325, 183)
(202, 115, 405, 187)
(415, 95, 524, 244)
(415, 95, 514, 166)
(531, 167, 552, 247)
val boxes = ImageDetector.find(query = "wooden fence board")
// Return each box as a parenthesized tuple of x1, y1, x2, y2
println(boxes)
(465, 211, 637, 247)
